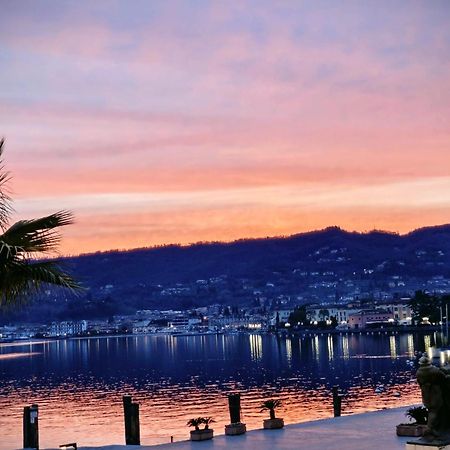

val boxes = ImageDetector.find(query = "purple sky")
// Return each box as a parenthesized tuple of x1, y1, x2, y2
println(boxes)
(1, 1, 449, 254)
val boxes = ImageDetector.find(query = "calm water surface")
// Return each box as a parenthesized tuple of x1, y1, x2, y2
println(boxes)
(0, 332, 443, 449)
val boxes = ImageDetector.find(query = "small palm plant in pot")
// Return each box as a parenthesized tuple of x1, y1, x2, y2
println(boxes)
(260, 399, 284, 429)
(202, 417, 215, 430)
(187, 418, 203, 432)
(406, 407, 428, 425)
(396, 406, 428, 437)
(187, 417, 215, 441)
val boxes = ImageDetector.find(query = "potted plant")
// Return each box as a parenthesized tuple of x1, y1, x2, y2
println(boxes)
(187, 417, 215, 441)
(260, 399, 284, 429)
(396, 406, 428, 437)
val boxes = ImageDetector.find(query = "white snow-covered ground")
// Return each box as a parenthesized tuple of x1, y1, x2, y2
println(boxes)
(71, 406, 415, 450)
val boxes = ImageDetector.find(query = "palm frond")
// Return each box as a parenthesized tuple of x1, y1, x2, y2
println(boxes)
(1, 211, 74, 254)
(187, 417, 203, 428)
(0, 260, 31, 307)
(202, 417, 215, 425)
(18, 260, 81, 290)
(0, 141, 80, 308)
(0, 259, 82, 307)
(0, 138, 13, 230)
(260, 399, 282, 412)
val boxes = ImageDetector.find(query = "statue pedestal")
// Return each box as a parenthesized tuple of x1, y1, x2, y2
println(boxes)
(407, 437, 450, 449)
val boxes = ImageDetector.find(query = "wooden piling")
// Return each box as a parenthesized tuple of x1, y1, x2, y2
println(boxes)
(228, 393, 241, 424)
(225, 393, 246, 435)
(23, 404, 39, 449)
(332, 386, 342, 417)
(123, 395, 140, 445)
(23, 406, 30, 449)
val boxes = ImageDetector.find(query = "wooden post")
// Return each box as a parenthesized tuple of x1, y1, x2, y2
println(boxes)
(130, 402, 140, 445)
(332, 386, 342, 417)
(228, 393, 241, 424)
(23, 404, 39, 449)
(23, 406, 30, 449)
(225, 393, 246, 435)
(123, 395, 140, 445)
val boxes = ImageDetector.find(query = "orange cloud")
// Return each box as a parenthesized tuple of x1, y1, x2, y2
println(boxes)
(1, 2, 449, 253)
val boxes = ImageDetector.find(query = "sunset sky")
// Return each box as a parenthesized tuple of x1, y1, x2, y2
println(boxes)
(1, 1, 449, 255)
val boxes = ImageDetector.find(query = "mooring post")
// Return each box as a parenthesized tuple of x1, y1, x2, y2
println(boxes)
(225, 393, 246, 435)
(228, 393, 241, 424)
(332, 386, 342, 417)
(23, 404, 39, 449)
(23, 406, 30, 449)
(130, 402, 140, 445)
(123, 395, 140, 445)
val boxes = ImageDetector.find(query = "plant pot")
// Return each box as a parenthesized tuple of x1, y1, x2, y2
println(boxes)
(190, 429, 214, 441)
(225, 422, 246, 435)
(263, 418, 284, 429)
(396, 423, 427, 437)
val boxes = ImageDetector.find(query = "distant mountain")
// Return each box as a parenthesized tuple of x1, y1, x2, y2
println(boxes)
(68, 223, 450, 282)
(4, 224, 450, 323)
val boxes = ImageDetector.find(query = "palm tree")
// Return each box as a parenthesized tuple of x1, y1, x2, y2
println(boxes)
(186, 417, 203, 431)
(202, 417, 215, 430)
(0, 139, 80, 307)
(260, 399, 282, 420)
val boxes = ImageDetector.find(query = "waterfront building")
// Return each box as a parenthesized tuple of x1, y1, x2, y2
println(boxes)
(87, 320, 117, 334)
(347, 310, 394, 329)
(49, 320, 88, 337)
(132, 320, 155, 334)
(306, 305, 360, 323)
(379, 301, 412, 324)
(168, 317, 190, 329)
(210, 315, 265, 330)
(270, 309, 292, 325)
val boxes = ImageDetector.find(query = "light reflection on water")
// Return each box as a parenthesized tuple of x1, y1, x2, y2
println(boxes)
(0, 352, 42, 360)
(0, 332, 444, 449)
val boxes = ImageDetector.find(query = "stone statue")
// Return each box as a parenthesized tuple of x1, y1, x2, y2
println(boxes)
(416, 352, 450, 441)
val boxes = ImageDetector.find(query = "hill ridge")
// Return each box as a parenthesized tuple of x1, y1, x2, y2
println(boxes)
(3, 223, 450, 324)
(66, 223, 450, 260)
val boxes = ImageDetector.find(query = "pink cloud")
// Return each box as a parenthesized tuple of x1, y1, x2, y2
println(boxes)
(1, 2, 449, 253)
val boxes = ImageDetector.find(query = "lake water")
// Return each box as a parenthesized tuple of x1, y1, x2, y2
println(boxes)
(0, 331, 444, 449)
